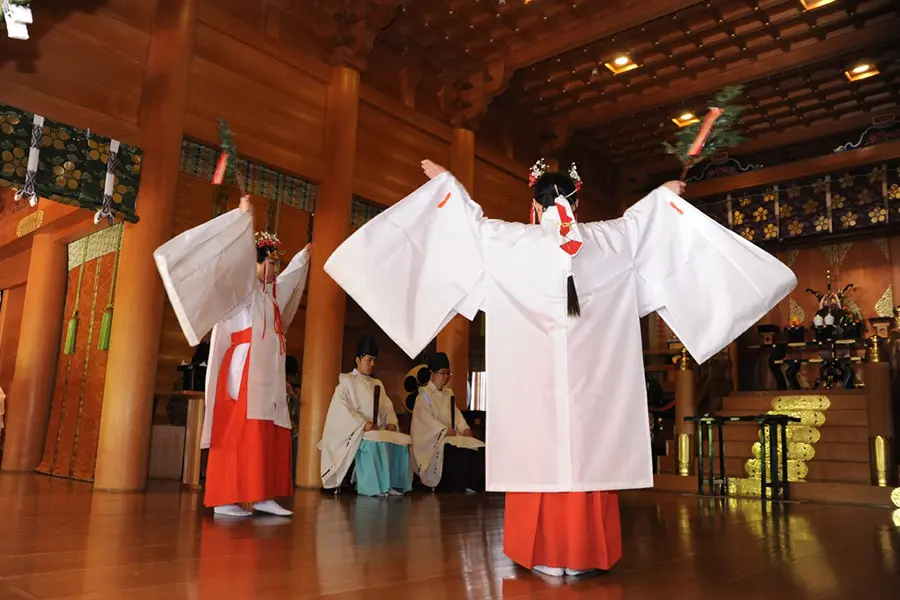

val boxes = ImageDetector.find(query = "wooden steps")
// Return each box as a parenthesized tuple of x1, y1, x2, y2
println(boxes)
(655, 389, 891, 506)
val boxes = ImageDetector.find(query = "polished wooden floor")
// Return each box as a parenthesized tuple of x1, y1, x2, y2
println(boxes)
(1, 475, 899, 599)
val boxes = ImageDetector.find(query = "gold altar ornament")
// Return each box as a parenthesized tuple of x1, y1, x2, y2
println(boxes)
(772, 395, 831, 412)
(676, 433, 692, 476)
(891, 487, 900, 508)
(16, 209, 43, 237)
(870, 436, 892, 487)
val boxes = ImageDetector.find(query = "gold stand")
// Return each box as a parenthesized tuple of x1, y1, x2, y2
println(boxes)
(677, 433, 693, 476)
(869, 435, 894, 487)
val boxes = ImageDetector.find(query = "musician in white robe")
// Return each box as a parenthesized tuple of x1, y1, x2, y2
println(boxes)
(411, 352, 485, 492)
(319, 336, 413, 496)
(154, 195, 310, 518)
(323, 158, 796, 576)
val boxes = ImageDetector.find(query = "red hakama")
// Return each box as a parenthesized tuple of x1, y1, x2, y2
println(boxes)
(504, 492, 622, 571)
(204, 328, 293, 508)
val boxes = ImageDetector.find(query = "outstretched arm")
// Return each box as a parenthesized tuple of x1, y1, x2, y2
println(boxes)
(422, 159, 448, 180)
(153, 194, 257, 346)
(324, 168, 487, 358)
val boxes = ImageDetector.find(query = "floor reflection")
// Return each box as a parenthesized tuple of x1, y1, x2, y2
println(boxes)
(0, 476, 898, 599)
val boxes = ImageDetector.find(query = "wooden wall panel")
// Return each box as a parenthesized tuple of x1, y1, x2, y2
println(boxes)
(0, 284, 26, 397)
(0, 4, 150, 144)
(185, 17, 330, 182)
(473, 157, 531, 222)
(354, 103, 450, 207)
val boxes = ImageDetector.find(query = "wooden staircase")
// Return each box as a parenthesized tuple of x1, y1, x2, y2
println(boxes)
(654, 389, 896, 507)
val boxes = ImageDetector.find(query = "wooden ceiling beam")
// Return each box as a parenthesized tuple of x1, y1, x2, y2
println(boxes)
(504, 0, 705, 70)
(565, 20, 899, 130)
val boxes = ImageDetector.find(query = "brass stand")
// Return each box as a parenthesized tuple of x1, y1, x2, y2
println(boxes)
(869, 435, 894, 487)
(677, 433, 693, 476)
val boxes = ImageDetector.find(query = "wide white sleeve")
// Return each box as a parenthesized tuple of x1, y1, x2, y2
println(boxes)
(336, 382, 366, 425)
(153, 209, 256, 347)
(625, 187, 797, 364)
(277, 247, 311, 328)
(324, 172, 485, 359)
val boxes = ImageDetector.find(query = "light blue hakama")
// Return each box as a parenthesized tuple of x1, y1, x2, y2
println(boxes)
(354, 440, 412, 497)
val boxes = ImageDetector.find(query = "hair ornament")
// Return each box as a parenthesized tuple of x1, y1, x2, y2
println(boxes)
(528, 158, 550, 188)
(568, 163, 583, 192)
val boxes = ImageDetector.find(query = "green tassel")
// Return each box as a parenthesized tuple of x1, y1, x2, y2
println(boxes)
(64, 314, 78, 355)
(97, 306, 113, 351)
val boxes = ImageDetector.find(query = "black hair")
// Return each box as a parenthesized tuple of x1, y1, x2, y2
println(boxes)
(355, 335, 379, 359)
(533, 172, 581, 318)
(427, 352, 450, 373)
(285, 355, 299, 376)
(257, 245, 275, 264)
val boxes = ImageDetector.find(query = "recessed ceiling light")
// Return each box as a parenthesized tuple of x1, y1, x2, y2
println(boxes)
(845, 61, 879, 82)
(800, 0, 836, 9)
(604, 54, 638, 75)
(672, 112, 701, 127)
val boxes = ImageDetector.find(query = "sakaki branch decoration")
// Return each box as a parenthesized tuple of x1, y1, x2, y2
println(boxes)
(2, 0, 32, 40)
(213, 118, 246, 195)
(663, 85, 746, 180)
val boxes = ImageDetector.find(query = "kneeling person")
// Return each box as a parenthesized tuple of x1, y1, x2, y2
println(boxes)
(319, 336, 412, 497)
(411, 353, 485, 493)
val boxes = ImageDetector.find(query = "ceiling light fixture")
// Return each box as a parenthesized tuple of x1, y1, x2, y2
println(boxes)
(604, 54, 638, 75)
(799, 0, 836, 9)
(844, 61, 879, 82)
(672, 112, 700, 127)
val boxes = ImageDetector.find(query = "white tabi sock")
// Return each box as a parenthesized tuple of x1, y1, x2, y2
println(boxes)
(533, 565, 565, 577)
(213, 504, 252, 517)
(252, 500, 293, 516)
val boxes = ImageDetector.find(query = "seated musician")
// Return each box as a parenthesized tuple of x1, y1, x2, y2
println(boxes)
(411, 353, 485, 493)
(319, 335, 412, 497)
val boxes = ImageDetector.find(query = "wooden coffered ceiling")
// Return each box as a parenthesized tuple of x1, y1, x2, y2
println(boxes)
(359, 0, 900, 180)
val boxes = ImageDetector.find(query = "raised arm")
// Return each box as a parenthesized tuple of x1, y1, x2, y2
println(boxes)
(153, 196, 256, 346)
(277, 243, 312, 327)
(324, 168, 487, 358)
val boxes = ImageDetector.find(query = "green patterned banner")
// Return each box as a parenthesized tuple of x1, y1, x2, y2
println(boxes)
(0, 105, 143, 222)
(697, 161, 898, 245)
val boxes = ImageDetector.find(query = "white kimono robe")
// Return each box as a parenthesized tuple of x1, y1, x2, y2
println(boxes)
(411, 382, 479, 488)
(319, 370, 408, 489)
(153, 208, 311, 448)
(324, 172, 797, 493)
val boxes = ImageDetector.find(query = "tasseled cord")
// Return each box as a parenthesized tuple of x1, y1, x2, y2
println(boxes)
(64, 239, 90, 355)
(98, 225, 124, 351)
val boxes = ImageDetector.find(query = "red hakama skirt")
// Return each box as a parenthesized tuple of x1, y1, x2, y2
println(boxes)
(504, 492, 622, 571)
(204, 327, 293, 508)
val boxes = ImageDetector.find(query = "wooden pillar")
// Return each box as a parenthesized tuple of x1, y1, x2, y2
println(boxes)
(864, 336, 895, 487)
(296, 66, 360, 488)
(0, 235, 67, 472)
(93, 0, 199, 491)
(440, 128, 474, 410)
(674, 348, 696, 476)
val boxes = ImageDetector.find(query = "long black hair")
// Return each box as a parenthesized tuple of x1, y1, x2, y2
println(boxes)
(533, 172, 581, 318)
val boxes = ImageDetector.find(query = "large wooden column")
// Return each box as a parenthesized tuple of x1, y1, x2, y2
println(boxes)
(440, 128, 475, 409)
(296, 66, 360, 488)
(0, 235, 67, 472)
(93, 0, 199, 491)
